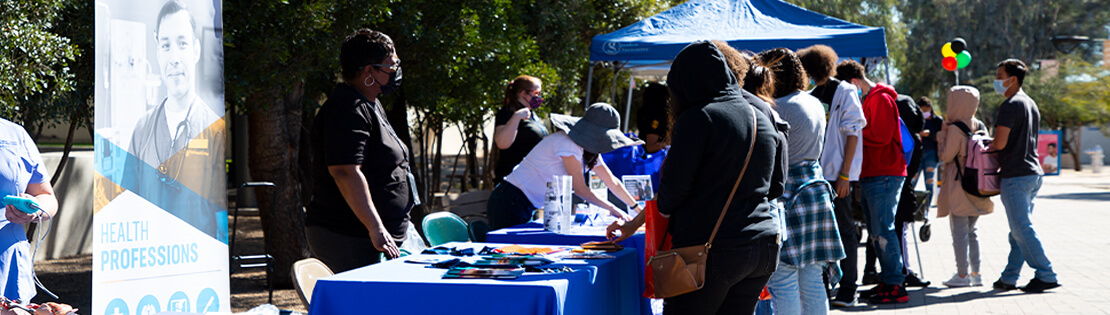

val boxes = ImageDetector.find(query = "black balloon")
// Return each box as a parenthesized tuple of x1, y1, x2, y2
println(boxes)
(951, 38, 967, 53)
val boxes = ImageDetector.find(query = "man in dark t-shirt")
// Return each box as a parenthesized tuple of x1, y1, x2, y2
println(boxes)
(989, 59, 1058, 293)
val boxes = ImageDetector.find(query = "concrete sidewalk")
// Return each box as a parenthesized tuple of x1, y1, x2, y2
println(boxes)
(831, 167, 1110, 314)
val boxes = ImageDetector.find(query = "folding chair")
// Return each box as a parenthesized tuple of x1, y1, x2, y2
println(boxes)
(292, 258, 334, 307)
(230, 182, 276, 303)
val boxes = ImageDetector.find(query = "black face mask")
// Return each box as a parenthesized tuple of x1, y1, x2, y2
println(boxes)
(380, 66, 402, 95)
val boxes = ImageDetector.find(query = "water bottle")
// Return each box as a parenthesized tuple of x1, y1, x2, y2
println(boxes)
(543, 182, 560, 232)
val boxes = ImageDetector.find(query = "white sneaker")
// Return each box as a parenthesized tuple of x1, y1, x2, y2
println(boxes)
(944, 273, 971, 287)
(970, 274, 983, 286)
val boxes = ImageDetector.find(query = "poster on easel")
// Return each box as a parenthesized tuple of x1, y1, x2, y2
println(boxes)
(94, 0, 228, 314)
(1038, 131, 1061, 176)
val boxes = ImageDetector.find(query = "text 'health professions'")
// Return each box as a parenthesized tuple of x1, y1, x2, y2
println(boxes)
(100, 220, 200, 271)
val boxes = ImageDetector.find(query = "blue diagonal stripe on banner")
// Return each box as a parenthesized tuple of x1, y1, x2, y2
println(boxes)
(95, 132, 228, 243)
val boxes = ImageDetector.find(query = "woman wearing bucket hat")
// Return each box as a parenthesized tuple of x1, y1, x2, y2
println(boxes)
(486, 103, 644, 231)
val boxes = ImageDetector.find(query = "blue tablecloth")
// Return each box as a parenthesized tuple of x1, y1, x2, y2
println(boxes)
(486, 223, 651, 315)
(309, 242, 640, 315)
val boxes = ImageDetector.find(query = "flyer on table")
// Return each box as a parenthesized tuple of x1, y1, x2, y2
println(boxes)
(93, 0, 228, 314)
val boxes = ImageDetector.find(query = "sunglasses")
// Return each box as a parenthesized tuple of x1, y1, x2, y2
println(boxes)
(370, 59, 401, 72)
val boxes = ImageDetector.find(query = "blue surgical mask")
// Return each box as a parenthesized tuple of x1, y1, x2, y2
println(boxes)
(993, 79, 1009, 95)
(857, 89, 864, 99)
(809, 78, 816, 87)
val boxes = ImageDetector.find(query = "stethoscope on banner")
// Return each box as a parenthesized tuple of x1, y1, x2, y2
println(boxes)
(153, 100, 195, 192)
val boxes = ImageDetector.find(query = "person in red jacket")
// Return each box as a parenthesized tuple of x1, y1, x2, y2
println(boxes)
(834, 60, 909, 304)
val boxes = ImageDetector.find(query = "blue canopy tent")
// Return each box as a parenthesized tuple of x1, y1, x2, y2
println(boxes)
(585, 0, 891, 129)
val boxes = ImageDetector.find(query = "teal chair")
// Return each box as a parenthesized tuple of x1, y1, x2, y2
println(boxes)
(422, 211, 470, 246)
(468, 219, 490, 243)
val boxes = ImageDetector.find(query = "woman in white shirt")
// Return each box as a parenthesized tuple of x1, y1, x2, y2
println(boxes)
(486, 103, 642, 230)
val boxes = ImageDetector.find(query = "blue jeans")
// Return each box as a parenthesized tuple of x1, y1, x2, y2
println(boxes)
(919, 148, 939, 208)
(999, 175, 1057, 284)
(486, 182, 537, 231)
(859, 176, 906, 285)
(768, 261, 828, 315)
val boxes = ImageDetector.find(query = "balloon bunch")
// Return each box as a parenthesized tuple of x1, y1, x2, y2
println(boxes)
(941, 38, 971, 71)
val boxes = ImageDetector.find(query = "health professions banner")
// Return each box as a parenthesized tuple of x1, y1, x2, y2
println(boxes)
(93, 0, 228, 314)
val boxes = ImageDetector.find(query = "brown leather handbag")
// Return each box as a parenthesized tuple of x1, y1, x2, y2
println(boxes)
(647, 112, 757, 298)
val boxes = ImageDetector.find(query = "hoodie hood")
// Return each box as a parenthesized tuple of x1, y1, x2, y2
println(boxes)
(667, 41, 741, 112)
(946, 85, 980, 123)
(867, 83, 898, 104)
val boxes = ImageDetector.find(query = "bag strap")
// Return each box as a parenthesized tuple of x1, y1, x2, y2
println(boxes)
(704, 111, 759, 249)
(951, 121, 972, 137)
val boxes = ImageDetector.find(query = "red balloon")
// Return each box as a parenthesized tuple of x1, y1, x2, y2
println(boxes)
(943, 56, 958, 71)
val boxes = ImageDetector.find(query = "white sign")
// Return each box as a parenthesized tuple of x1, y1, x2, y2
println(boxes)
(94, 0, 227, 314)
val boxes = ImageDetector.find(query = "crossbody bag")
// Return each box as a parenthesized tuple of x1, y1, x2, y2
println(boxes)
(647, 111, 758, 298)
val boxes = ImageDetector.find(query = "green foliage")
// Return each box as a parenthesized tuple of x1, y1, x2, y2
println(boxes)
(0, 0, 81, 124)
(224, 1, 392, 111)
(783, 0, 908, 78)
(897, 0, 1110, 108)
(1032, 57, 1110, 130)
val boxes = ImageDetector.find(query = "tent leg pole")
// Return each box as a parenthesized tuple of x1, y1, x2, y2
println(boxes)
(611, 65, 619, 106)
(884, 58, 893, 85)
(585, 62, 594, 110)
(623, 75, 634, 132)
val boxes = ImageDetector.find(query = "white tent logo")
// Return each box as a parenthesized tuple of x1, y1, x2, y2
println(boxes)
(603, 41, 621, 55)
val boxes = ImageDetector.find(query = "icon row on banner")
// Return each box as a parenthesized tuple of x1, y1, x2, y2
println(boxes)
(103, 288, 219, 315)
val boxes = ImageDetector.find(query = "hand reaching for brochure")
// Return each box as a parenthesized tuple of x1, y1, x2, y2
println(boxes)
(606, 220, 637, 243)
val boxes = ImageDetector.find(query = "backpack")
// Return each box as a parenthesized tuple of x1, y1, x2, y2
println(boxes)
(951, 121, 1001, 197)
(898, 117, 914, 166)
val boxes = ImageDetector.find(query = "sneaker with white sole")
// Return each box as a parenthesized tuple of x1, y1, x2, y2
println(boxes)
(831, 292, 857, 308)
(943, 274, 971, 287)
(970, 274, 983, 286)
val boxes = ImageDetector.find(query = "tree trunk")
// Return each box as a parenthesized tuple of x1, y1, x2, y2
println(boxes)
(466, 129, 479, 191)
(50, 114, 78, 185)
(1074, 126, 1083, 171)
(246, 83, 311, 288)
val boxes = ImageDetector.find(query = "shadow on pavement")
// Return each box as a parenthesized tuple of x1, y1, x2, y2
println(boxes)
(832, 286, 1032, 312)
(1040, 192, 1110, 201)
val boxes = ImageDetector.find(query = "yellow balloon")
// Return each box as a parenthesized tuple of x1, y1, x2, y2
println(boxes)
(942, 42, 956, 57)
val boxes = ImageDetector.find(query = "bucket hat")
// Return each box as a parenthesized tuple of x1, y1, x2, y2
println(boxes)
(549, 103, 643, 154)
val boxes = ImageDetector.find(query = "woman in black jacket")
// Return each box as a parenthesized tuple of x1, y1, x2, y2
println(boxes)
(661, 41, 787, 314)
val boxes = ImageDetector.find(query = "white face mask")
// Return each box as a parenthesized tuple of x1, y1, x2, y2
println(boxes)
(923, 111, 932, 119)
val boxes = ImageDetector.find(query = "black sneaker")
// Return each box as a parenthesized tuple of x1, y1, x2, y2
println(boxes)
(868, 284, 909, 304)
(993, 280, 1018, 291)
(904, 273, 931, 287)
(858, 285, 880, 299)
(1020, 278, 1061, 293)
(831, 292, 857, 308)
(862, 271, 879, 285)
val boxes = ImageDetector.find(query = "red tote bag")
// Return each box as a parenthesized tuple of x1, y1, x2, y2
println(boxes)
(643, 200, 673, 298)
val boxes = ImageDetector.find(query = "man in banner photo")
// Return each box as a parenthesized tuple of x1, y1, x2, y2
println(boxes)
(122, 0, 226, 241)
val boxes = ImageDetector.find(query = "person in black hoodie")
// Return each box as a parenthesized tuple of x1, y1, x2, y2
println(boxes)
(658, 41, 786, 314)
(895, 94, 931, 287)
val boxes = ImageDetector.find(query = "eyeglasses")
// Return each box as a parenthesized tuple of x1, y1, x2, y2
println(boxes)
(370, 59, 401, 72)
